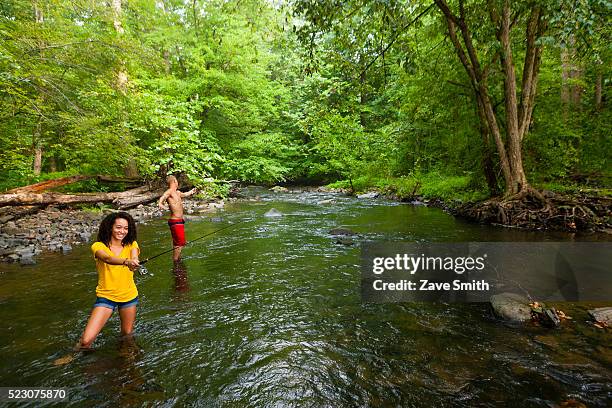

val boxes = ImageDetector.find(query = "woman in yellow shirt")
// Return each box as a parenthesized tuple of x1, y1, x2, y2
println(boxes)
(77, 212, 141, 349)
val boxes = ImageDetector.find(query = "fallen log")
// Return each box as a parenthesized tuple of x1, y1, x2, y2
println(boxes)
(5, 174, 144, 194)
(5, 175, 92, 194)
(113, 188, 166, 209)
(0, 185, 152, 207)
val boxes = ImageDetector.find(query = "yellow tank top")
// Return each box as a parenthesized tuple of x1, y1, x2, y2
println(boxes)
(91, 241, 139, 302)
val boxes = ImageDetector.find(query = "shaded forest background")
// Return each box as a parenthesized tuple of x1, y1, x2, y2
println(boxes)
(1, 0, 609, 202)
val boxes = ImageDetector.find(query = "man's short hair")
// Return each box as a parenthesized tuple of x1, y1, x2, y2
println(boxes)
(166, 175, 178, 185)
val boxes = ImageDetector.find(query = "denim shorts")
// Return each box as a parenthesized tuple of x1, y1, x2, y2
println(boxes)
(93, 296, 138, 311)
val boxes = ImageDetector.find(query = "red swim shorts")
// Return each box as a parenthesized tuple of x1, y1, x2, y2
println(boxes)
(168, 218, 186, 247)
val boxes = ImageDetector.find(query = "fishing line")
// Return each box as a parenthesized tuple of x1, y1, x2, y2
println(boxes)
(138, 219, 250, 274)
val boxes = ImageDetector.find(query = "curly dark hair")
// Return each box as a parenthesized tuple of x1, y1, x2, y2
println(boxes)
(96, 211, 137, 246)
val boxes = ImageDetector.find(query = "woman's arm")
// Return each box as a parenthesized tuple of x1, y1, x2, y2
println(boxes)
(95, 250, 139, 270)
(130, 247, 139, 262)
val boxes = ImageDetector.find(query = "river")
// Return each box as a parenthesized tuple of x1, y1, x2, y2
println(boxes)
(1, 188, 610, 407)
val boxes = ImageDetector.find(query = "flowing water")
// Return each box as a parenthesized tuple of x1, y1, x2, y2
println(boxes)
(1, 188, 610, 407)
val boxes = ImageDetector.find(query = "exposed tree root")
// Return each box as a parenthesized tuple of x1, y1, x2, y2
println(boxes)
(456, 188, 612, 232)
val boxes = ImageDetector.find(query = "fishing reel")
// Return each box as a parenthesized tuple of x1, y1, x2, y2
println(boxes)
(137, 264, 151, 276)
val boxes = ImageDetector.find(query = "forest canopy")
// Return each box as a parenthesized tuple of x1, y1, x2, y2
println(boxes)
(1, 0, 609, 200)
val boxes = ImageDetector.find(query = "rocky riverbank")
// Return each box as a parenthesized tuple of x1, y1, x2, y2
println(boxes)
(0, 199, 224, 265)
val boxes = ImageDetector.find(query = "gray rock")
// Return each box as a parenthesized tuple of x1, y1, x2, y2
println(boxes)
(357, 192, 379, 199)
(264, 208, 283, 217)
(61, 244, 72, 253)
(0, 248, 14, 256)
(317, 199, 334, 205)
(3, 227, 30, 235)
(589, 307, 612, 325)
(329, 227, 356, 236)
(19, 256, 36, 265)
(335, 237, 355, 246)
(15, 247, 35, 257)
(490, 293, 532, 322)
(270, 186, 289, 193)
(79, 232, 91, 242)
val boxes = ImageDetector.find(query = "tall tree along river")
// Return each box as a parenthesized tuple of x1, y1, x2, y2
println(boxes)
(1, 188, 610, 406)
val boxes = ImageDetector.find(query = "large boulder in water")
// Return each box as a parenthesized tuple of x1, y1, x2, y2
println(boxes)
(335, 237, 355, 246)
(490, 293, 532, 322)
(264, 208, 283, 217)
(329, 227, 356, 236)
(589, 307, 612, 326)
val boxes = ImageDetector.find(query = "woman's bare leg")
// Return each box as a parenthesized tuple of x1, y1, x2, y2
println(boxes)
(79, 307, 113, 349)
(119, 306, 137, 335)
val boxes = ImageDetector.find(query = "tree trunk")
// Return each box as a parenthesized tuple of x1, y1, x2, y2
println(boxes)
(498, 3, 527, 194)
(48, 156, 57, 172)
(33, 0, 43, 23)
(434, 0, 544, 196)
(32, 144, 42, 176)
(0, 186, 157, 207)
(160, 0, 171, 74)
(569, 37, 582, 108)
(359, 55, 367, 127)
(163, 49, 171, 74)
(6, 175, 92, 194)
(192, 0, 199, 37)
(32, 2, 44, 176)
(476, 99, 499, 194)
(561, 46, 571, 120)
(112, 0, 127, 92)
(561, 35, 580, 118)
(124, 158, 139, 178)
(570, 66, 583, 107)
(114, 189, 166, 209)
(6, 174, 144, 194)
(595, 67, 603, 110)
(32, 121, 42, 176)
(112, 0, 124, 34)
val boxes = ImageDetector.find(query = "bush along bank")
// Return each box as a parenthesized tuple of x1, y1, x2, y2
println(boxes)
(328, 175, 612, 233)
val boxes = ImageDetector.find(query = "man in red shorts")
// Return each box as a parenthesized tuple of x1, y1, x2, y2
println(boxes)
(158, 175, 197, 261)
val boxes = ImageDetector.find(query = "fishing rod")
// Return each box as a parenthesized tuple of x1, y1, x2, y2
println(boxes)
(139, 219, 250, 266)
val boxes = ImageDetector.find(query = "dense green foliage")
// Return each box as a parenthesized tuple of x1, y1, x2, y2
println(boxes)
(0, 0, 609, 199)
